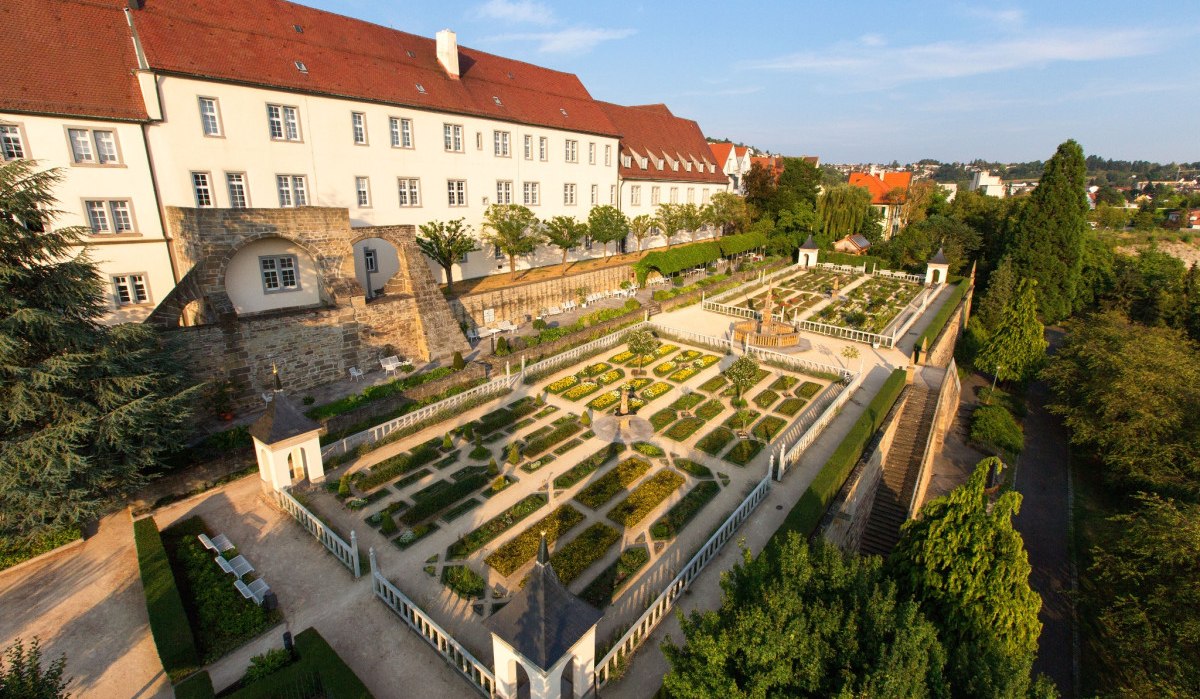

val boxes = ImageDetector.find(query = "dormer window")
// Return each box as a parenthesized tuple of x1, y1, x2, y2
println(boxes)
(493, 96, 502, 106)
(684, 161, 692, 172)
(559, 108, 568, 117)
(293, 24, 303, 33)
(294, 61, 308, 73)
(415, 83, 426, 93)
(406, 50, 415, 58)
(621, 155, 632, 167)
(640, 157, 648, 169)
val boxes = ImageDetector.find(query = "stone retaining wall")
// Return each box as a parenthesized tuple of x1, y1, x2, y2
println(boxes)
(449, 265, 636, 329)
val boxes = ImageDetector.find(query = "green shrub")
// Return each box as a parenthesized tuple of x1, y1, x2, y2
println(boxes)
(507, 442, 521, 464)
(357, 442, 442, 491)
(485, 505, 585, 576)
(441, 565, 487, 599)
(664, 417, 706, 441)
(224, 628, 371, 699)
(550, 523, 621, 584)
(173, 671, 215, 699)
(244, 648, 292, 684)
(307, 366, 456, 420)
(133, 518, 199, 683)
(607, 470, 686, 527)
(669, 393, 705, 411)
(576, 458, 651, 509)
(337, 475, 351, 499)
(775, 397, 806, 416)
(650, 408, 677, 431)
(724, 438, 765, 465)
(468, 444, 491, 460)
(522, 420, 584, 457)
(915, 277, 969, 357)
(673, 458, 712, 479)
(554, 444, 626, 489)
(401, 474, 490, 526)
(796, 381, 822, 399)
(752, 389, 779, 408)
(774, 369, 906, 542)
(696, 427, 735, 455)
(970, 404, 1024, 456)
(651, 481, 720, 539)
(633, 442, 665, 457)
(447, 494, 547, 559)
(580, 546, 650, 607)
(752, 416, 787, 442)
(698, 375, 727, 393)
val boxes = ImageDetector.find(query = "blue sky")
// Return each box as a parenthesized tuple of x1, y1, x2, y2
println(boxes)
(307, 0, 1200, 164)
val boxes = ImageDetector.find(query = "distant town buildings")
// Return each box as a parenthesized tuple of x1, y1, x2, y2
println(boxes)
(969, 170, 1007, 198)
(848, 169, 913, 239)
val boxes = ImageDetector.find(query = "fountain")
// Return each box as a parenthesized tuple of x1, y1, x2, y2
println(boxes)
(732, 284, 804, 349)
(591, 382, 653, 443)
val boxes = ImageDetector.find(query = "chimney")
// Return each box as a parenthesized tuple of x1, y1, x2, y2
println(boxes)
(436, 29, 459, 78)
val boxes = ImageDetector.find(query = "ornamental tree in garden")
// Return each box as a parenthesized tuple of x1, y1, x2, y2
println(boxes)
(0, 161, 197, 551)
(542, 215, 585, 275)
(976, 278, 1047, 382)
(481, 204, 541, 281)
(416, 218, 478, 286)
(623, 329, 659, 365)
(628, 214, 655, 252)
(725, 355, 759, 399)
(586, 204, 628, 258)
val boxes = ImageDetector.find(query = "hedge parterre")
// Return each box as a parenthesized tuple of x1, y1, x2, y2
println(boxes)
(575, 457, 651, 510)
(447, 494, 546, 559)
(554, 443, 626, 489)
(580, 546, 650, 607)
(607, 470, 686, 528)
(650, 480, 721, 540)
(549, 523, 621, 585)
(665, 417, 707, 442)
(485, 505, 585, 576)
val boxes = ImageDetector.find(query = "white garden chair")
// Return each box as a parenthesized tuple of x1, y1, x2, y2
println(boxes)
(348, 366, 364, 382)
(380, 356, 401, 376)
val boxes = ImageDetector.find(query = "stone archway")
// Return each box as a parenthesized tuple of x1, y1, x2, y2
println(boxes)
(222, 236, 328, 315)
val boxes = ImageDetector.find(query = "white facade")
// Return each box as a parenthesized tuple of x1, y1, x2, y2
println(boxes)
(618, 178, 721, 249)
(0, 111, 175, 323)
(969, 170, 1006, 198)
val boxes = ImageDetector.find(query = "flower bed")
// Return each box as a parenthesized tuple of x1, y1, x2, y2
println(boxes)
(475, 397, 540, 436)
(697, 427, 736, 456)
(442, 498, 482, 522)
(752, 416, 788, 442)
(724, 409, 761, 430)
(485, 505, 585, 576)
(696, 400, 725, 421)
(650, 408, 677, 431)
(725, 438, 765, 466)
(695, 354, 720, 369)
(633, 441, 665, 458)
(575, 457, 651, 509)
(357, 442, 442, 491)
(769, 376, 799, 392)
(642, 382, 672, 400)
(775, 397, 807, 416)
(552, 438, 583, 456)
(654, 344, 679, 357)
(562, 382, 601, 401)
(580, 546, 650, 607)
(628, 378, 653, 391)
(394, 523, 438, 550)
(483, 475, 516, 499)
(676, 350, 701, 362)
(607, 470, 686, 528)
(521, 454, 556, 473)
(673, 458, 713, 479)
(441, 565, 486, 599)
(595, 368, 625, 386)
(670, 393, 705, 412)
(447, 494, 546, 559)
(650, 480, 720, 540)
(609, 350, 635, 364)
(554, 443, 626, 489)
(752, 389, 780, 409)
(400, 473, 490, 525)
(588, 391, 620, 411)
(797, 381, 822, 399)
(665, 417, 707, 442)
(667, 366, 699, 383)
(698, 376, 727, 393)
(546, 375, 579, 394)
(549, 523, 621, 585)
(582, 362, 612, 377)
(522, 420, 584, 457)
(626, 397, 647, 412)
(653, 361, 677, 376)
(628, 354, 656, 368)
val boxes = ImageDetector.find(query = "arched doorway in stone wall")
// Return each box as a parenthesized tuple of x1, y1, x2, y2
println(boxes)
(352, 237, 401, 298)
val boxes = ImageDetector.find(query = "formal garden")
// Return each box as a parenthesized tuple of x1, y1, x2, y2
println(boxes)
(302, 330, 838, 623)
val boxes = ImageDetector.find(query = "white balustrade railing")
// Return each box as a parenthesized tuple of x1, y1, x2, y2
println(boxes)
(278, 488, 360, 577)
(777, 371, 865, 479)
(744, 343, 854, 381)
(522, 321, 650, 382)
(816, 262, 867, 274)
(872, 268, 925, 283)
(321, 374, 521, 460)
(646, 323, 734, 356)
(884, 285, 937, 342)
(370, 549, 495, 697)
(704, 263, 801, 305)
(595, 473, 774, 688)
(772, 380, 845, 451)
(794, 318, 894, 348)
(908, 359, 957, 517)
(700, 300, 759, 319)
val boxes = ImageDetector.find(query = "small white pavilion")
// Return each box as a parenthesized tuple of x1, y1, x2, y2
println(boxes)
(249, 366, 326, 493)
(925, 247, 950, 286)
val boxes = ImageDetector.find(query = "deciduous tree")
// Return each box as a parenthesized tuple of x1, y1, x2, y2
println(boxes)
(542, 215, 585, 275)
(0, 637, 70, 698)
(655, 203, 685, 249)
(628, 214, 655, 253)
(623, 329, 659, 365)
(677, 203, 703, 242)
(416, 218, 478, 286)
(586, 204, 628, 258)
(976, 278, 1047, 382)
(481, 204, 540, 280)
(817, 184, 873, 240)
(724, 355, 759, 399)
(705, 191, 748, 236)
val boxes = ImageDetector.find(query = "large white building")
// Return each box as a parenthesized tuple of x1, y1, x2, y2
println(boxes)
(1, 0, 726, 322)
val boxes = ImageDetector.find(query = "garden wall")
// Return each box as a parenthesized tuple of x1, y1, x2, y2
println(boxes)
(318, 363, 489, 438)
(449, 264, 635, 329)
(909, 362, 961, 512)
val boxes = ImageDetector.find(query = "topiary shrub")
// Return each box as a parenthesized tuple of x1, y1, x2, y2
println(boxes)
(380, 512, 398, 535)
(452, 351, 466, 371)
(581, 411, 592, 427)
(532, 318, 548, 331)
(337, 474, 351, 499)
(970, 404, 1024, 456)
(495, 336, 510, 355)
(470, 445, 491, 460)
(442, 433, 453, 450)
(507, 443, 520, 464)
(243, 647, 292, 683)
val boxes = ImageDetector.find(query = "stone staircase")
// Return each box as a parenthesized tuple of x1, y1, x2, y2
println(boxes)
(859, 382, 938, 556)
(645, 300, 663, 317)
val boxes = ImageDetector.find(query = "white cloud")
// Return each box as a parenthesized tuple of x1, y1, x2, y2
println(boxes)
(958, 6, 1026, 28)
(859, 33, 886, 47)
(741, 27, 1164, 89)
(489, 27, 636, 54)
(476, 0, 556, 26)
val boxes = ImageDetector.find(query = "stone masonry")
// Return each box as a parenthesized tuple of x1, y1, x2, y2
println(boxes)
(450, 264, 636, 330)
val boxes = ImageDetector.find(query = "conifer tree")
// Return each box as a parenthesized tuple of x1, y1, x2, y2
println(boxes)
(976, 278, 1047, 382)
(0, 161, 196, 549)
(1005, 139, 1088, 323)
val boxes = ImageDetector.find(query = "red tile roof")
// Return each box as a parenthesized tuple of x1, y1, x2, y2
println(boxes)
(848, 171, 913, 205)
(597, 102, 727, 185)
(129, 0, 619, 136)
(709, 142, 735, 168)
(0, 0, 147, 120)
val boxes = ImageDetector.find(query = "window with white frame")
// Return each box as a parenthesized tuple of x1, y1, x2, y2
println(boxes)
(443, 124, 463, 152)
(447, 179, 466, 207)
(588, 142, 596, 164)
(670, 187, 679, 204)
(355, 176, 371, 207)
(276, 175, 307, 207)
(590, 184, 598, 205)
(351, 112, 367, 145)
(397, 178, 420, 207)
(702, 188, 710, 204)
(260, 255, 299, 293)
(621, 154, 632, 168)
(605, 144, 612, 166)
(266, 104, 301, 141)
(494, 131, 510, 157)
(191, 172, 213, 207)
(563, 183, 577, 206)
(85, 200, 134, 234)
(391, 117, 413, 148)
(363, 248, 378, 273)
(631, 185, 641, 206)
(226, 173, 248, 208)
(523, 181, 540, 206)
(609, 185, 616, 204)
(1, 124, 25, 160)
(68, 128, 119, 164)
(538, 137, 548, 161)
(687, 187, 695, 204)
(523, 135, 533, 160)
(111, 273, 149, 305)
(651, 186, 660, 206)
(496, 180, 513, 205)
(565, 139, 578, 163)
(198, 97, 222, 136)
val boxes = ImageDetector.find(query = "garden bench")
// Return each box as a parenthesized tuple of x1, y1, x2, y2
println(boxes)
(198, 533, 234, 553)
(227, 555, 255, 578)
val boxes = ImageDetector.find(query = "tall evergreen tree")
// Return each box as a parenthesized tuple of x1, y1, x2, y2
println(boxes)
(889, 459, 1048, 699)
(663, 535, 948, 699)
(975, 256, 1017, 331)
(0, 161, 196, 549)
(976, 278, 1048, 382)
(1005, 139, 1088, 323)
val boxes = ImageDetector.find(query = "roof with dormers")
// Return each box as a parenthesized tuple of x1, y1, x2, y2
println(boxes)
(599, 102, 727, 185)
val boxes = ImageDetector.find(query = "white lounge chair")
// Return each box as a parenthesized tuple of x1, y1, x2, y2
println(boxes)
(235, 578, 271, 605)
(380, 356, 401, 376)
(546, 305, 563, 316)
(198, 533, 234, 553)
(215, 556, 236, 575)
(227, 555, 254, 578)
(348, 366, 364, 382)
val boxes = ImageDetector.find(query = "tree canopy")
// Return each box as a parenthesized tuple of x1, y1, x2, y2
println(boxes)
(705, 191, 749, 236)
(481, 204, 540, 280)
(0, 637, 70, 698)
(0, 160, 196, 550)
(416, 218, 478, 286)
(662, 535, 948, 699)
(975, 278, 1047, 382)
(586, 204, 628, 258)
(817, 184, 874, 241)
(541, 215, 585, 275)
